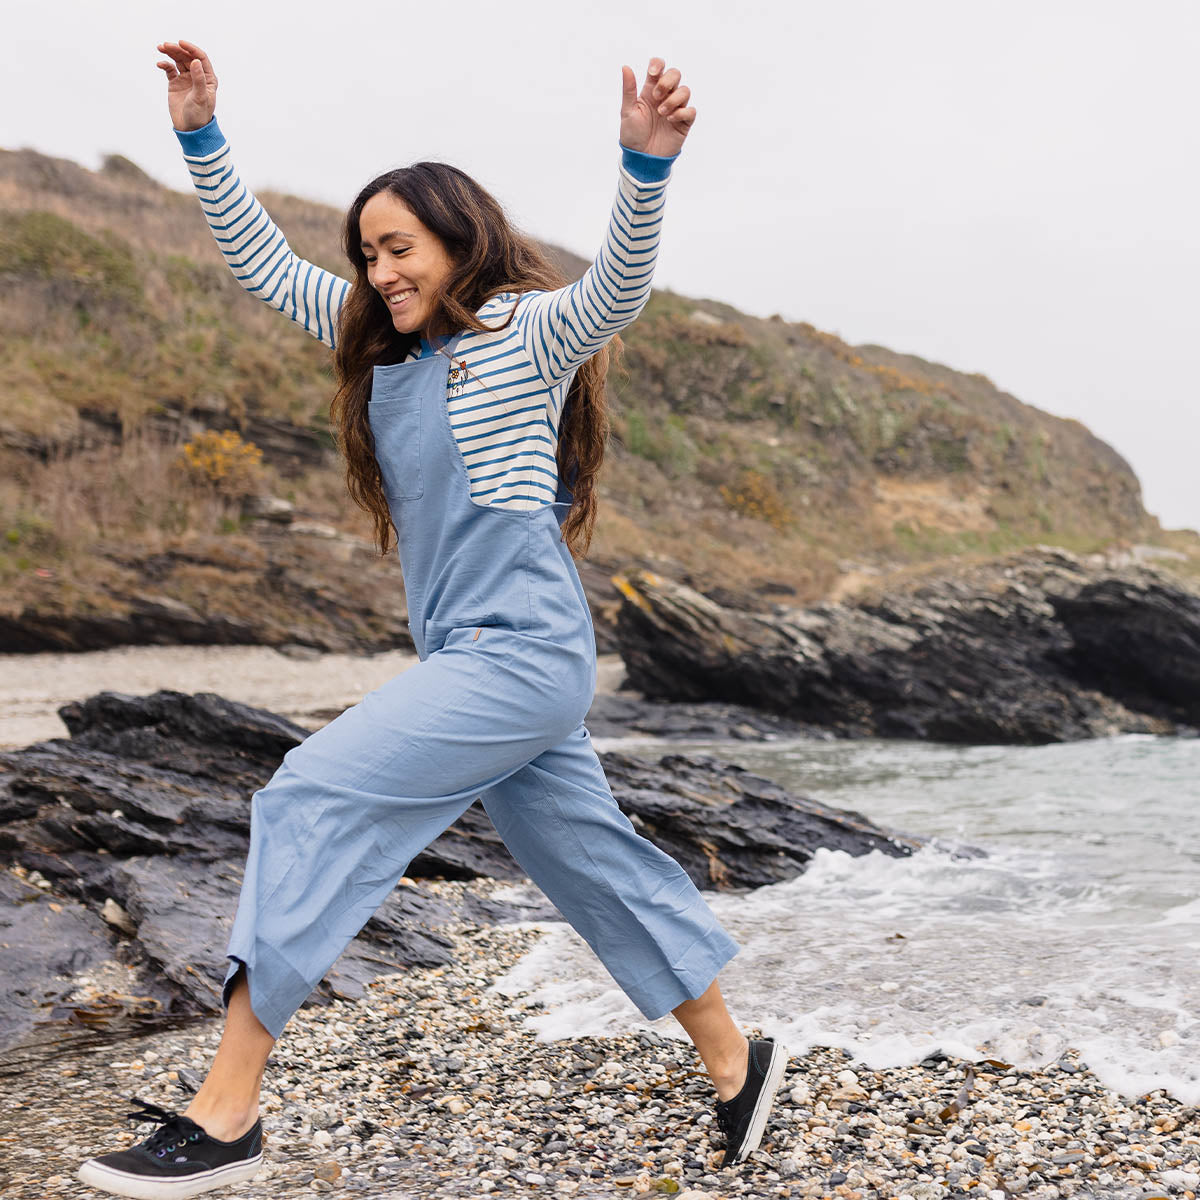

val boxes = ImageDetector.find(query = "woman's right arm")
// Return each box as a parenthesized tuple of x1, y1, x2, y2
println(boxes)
(157, 40, 350, 351)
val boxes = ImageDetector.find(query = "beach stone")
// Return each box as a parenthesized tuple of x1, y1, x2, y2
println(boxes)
(910, 1184, 946, 1200)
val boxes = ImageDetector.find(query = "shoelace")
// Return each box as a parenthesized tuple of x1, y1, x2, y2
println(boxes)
(125, 1098, 208, 1159)
(715, 1103, 736, 1136)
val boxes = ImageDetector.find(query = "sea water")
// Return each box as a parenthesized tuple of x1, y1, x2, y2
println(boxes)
(494, 733, 1200, 1105)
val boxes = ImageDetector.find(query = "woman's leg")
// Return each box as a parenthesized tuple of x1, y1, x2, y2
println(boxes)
(671, 979, 750, 1101)
(479, 724, 743, 1082)
(178, 970, 274, 1141)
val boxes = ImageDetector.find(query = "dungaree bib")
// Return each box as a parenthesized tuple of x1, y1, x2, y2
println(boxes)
(369, 338, 595, 663)
(221, 341, 739, 1039)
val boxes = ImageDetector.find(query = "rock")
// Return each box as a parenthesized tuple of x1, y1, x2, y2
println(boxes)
(100, 898, 137, 935)
(612, 549, 1200, 743)
(599, 752, 921, 890)
(583, 693, 823, 741)
(0, 538, 414, 655)
(1161, 1170, 1200, 1191)
(242, 495, 295, 524)
(0, 868, 126, 1048)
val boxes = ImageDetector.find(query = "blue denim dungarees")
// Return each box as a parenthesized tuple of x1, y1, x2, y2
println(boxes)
(223, 342, 739, 1038)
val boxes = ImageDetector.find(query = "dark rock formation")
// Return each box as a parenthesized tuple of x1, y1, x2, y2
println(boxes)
(0, 535, 416, 656)
(584, 692, 826, 742)
(613, 549, 1200, 744)
(599, 752, 923, 891)
(0, 689, 919, 1049)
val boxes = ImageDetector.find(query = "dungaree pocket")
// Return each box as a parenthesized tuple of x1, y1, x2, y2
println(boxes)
(368, 374, 424, 501)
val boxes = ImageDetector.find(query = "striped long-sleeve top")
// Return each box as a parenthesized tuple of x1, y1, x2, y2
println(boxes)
(175, 119, 675, 510)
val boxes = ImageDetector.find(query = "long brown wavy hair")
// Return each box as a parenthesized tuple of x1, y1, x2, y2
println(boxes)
(330, 162, 614, 560)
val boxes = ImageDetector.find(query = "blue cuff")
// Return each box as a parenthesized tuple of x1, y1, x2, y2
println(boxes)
(619, 144, 678, 183)
(174, 116, 227, 157)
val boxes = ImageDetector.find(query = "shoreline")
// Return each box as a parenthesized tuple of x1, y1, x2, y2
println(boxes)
(4, 879, 1195, 1200)
(0, 645, 632, 752)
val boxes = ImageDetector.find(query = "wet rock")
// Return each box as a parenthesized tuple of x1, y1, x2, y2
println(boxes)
(600, 751, 921, 890)
(0, 868, 118, 1048)
(583, 693, 824, 741)
(612, 548, 1200, 743)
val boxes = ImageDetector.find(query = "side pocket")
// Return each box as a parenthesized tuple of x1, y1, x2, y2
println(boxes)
(367, 396, 423, 501)
(427, 615, 501, 654)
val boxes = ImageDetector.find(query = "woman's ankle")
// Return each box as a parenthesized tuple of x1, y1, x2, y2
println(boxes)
(710, 1034, 750, 1102)
(182, 1097, 260, 1143)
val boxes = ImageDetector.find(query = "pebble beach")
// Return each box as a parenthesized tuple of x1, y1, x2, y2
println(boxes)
(3, 879, 1196, 1200)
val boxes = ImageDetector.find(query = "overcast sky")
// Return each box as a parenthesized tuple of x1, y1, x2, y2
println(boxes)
(3, 0, 1197, 531)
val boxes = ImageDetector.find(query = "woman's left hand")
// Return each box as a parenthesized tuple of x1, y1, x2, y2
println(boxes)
(620, 58, 696, 158)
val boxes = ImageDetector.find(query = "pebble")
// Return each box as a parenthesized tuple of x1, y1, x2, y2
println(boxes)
(4, 876, 1196, 1200)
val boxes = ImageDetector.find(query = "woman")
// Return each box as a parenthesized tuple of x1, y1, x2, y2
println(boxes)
(78, 39, 788, 1198)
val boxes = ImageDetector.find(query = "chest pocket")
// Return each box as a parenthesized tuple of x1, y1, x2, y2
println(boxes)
(367, 395, 424, 501)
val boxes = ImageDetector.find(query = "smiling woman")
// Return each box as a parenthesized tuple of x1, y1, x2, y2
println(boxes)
(72, 37, 789, 1199)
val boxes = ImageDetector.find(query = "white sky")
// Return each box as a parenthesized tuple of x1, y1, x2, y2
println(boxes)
(3, 0, 1197, 531)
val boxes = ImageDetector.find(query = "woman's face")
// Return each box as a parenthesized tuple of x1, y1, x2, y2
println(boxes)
(359, 191, 455, 337)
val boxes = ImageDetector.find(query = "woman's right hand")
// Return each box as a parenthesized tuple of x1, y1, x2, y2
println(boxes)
(155, 40, 218, 131)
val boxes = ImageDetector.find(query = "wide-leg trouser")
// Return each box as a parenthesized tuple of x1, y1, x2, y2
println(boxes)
(223, 626, 739, 1038)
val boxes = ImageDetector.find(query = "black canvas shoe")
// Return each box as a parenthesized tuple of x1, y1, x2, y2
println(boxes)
(77, 1098, 264, 1199)
(715, 1037, 789, 1167)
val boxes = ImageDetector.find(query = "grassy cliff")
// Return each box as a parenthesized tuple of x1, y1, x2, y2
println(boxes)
(1, 144, 1195, 646)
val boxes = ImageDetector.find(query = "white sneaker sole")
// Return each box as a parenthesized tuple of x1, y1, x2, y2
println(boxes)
(76, 1153, 264, 1199)
(728, 1040, 789, 1166)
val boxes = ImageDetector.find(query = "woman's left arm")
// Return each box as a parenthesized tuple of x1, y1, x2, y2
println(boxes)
(515, 58, 696, 384)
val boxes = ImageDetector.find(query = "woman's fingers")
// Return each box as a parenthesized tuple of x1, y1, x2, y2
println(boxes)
(157, 40, 215, 81)
(620, 64, 638, 116)
(668, 106, 697, 132)
(178, 39, 212, 66)
(156, 41, 190, 67)
(652, 66, 682, 103)
(656, 84, 690, 116)
(187, 57, 206, 98)
(641, 57, 666, 101)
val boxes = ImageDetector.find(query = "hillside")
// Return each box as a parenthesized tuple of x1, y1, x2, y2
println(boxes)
(1, 144, 1196, 651)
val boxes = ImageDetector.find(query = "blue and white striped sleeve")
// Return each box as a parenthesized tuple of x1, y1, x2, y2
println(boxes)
(514, 146, 677, 385)
(175, 118, 351, 351)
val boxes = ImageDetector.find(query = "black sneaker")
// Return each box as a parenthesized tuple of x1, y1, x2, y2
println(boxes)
(715, 1037, 789, 1167)
(77, 1098, 264, 1199)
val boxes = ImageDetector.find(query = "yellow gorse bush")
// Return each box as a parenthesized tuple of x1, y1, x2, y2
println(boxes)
(177, 429, 265, 496)
(720, 469, 792, 530)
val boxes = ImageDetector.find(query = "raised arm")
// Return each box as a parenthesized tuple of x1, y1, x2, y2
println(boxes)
(156, 40, 350, 351)
(516, 58, 696, 384)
